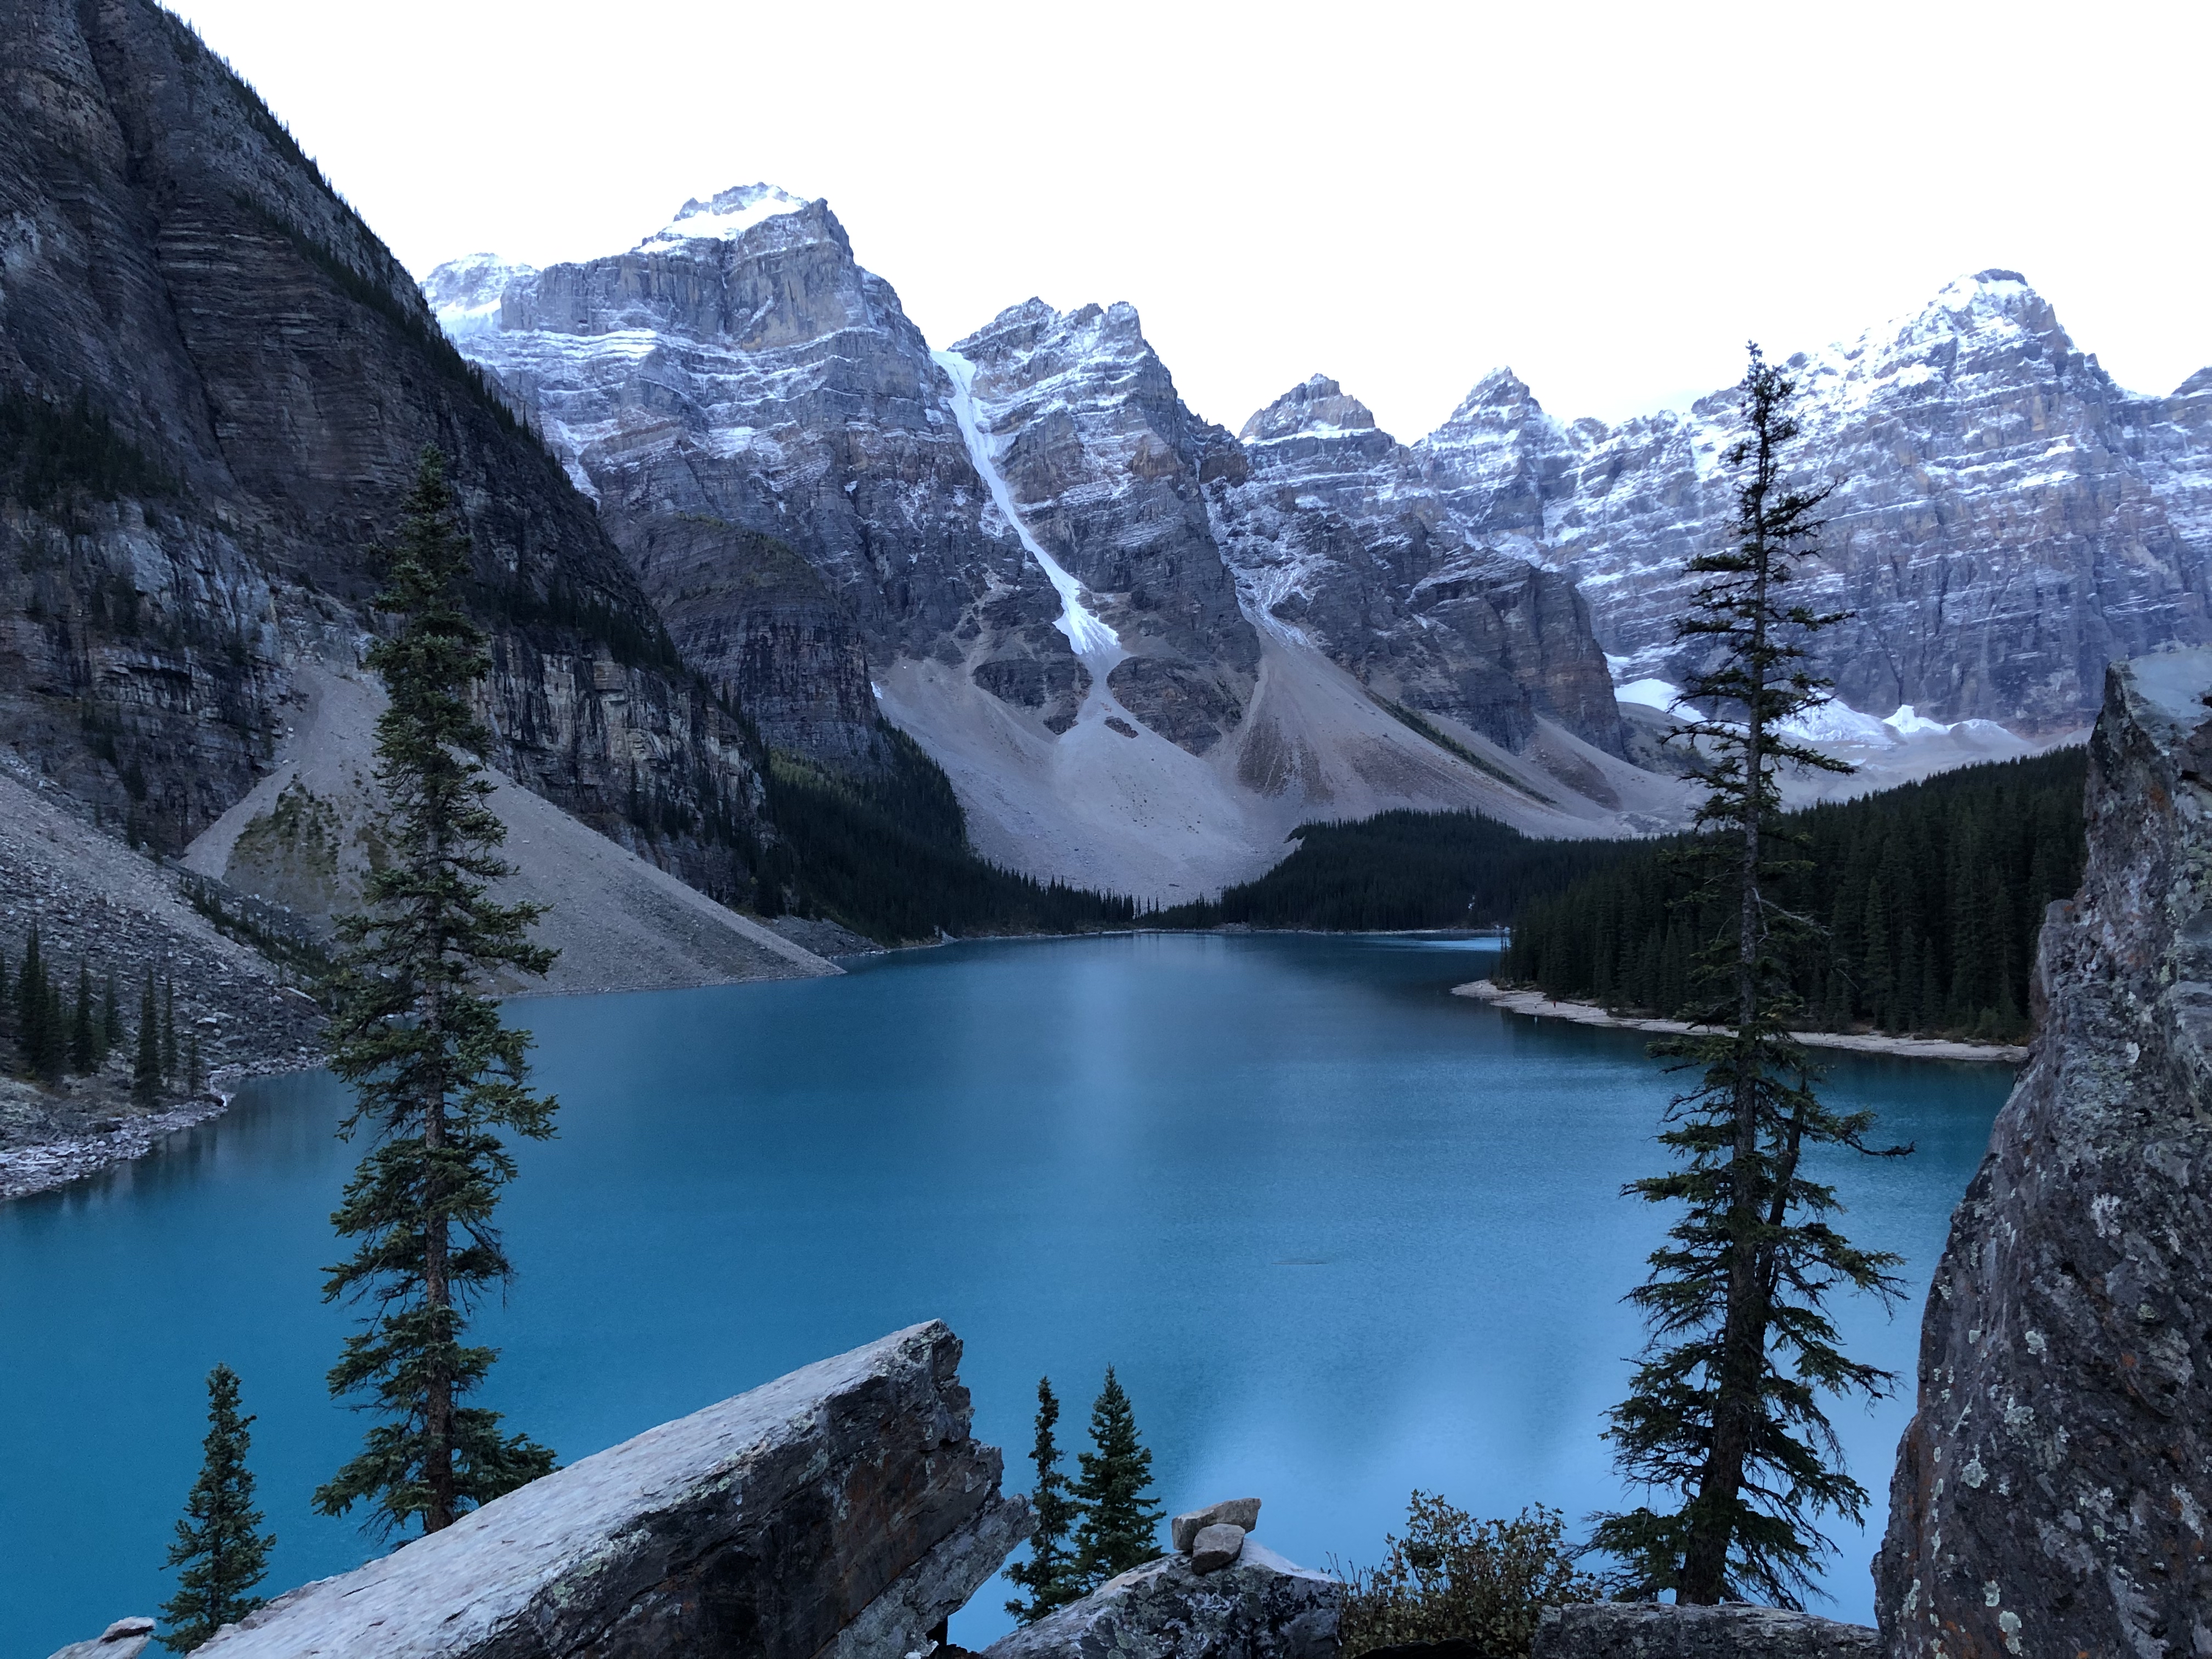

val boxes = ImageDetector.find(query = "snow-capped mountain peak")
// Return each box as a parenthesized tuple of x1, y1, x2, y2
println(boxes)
(634, 183, 815, 252)
(420, 251, 538, 335)
(1239, 375, 1380, 443)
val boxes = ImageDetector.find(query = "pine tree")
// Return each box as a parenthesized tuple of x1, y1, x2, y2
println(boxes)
(1070, 1366, 1163, 1588)
(134, 969, 163, 1109)
(162, 975, 178, 1082)
(1590, 345, 1909, 1607)
(186, 1030, 204, 1096)
(1006, 1377, 1082, 1622)
(17, 923, 58, 1081)
(103, 969, 123, 1057)
(160, 1363, 274, 1651)
(314, 449, 560, 1538)
(71, 964, 97, 1074)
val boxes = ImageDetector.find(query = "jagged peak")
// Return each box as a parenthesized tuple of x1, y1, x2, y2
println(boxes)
(420, 252, 537, 330)
(1238, 375, 1381, 443)
(1439, 367, 1546, 428)
(634, 184, 817, 253)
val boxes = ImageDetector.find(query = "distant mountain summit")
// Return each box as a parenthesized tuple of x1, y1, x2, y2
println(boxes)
(1418, 270, 2212, 732)
(427, 192, 1658, 898)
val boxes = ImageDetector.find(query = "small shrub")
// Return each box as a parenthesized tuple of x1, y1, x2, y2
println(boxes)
(1335, 1493, 1607, 1659)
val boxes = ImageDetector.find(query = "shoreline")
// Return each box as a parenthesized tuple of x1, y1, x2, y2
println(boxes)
(0, 1049, 324, 1203)
(1454, 979, 2030, 1065)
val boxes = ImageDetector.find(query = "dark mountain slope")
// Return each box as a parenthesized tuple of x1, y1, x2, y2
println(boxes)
(0, 0, 758, 896)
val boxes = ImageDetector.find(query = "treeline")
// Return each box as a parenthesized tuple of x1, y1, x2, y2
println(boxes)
(1501, 749, 2087, 1042)
(3, 923, 202, 1098)
(1158, 810, 1637, 932)
(764, 730, 1138, 943)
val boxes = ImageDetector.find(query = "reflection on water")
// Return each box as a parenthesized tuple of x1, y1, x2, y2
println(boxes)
(0, 934, 2008, 1651)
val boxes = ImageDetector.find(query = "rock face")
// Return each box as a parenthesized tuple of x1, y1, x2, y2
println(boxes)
(423, 185, 1042, 772)
(432, 218, 1668, 896)
(44, 1617, 155, 1659)
(195, 1321, 1029, 1659)
(1531, 1603, 1879, 1658)
(1873, 646, 2212, 1657)
(1420, 274, 2212, 733)
(1211, 375, 1623, 756)
(0, 0, 766, 899)
(983, 1540, 1340, 1659)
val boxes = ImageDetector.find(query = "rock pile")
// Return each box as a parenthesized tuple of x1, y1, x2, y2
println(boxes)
(985, 1499, 1338, 1659)
(1172, 1497, 1263, 1573)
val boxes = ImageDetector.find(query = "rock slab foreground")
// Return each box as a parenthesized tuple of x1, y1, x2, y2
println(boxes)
(984, 1541, 1339, 1659)
(188, 1320, 1028, 1659)
(1533, 1604, 1879, 1657)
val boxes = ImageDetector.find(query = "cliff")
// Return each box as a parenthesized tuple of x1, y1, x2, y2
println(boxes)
(0, 0, 770, 903)
(1874, 646, 2212, 1656)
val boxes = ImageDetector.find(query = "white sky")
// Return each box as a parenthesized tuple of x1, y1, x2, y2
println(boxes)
(166, 0, 2209, 440)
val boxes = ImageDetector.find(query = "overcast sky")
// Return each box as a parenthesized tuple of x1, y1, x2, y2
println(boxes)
(166, 0, 2208, 441)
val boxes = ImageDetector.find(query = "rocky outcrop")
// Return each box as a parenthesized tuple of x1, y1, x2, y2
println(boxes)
(44, 1617, 154, 1659)
(1874, 646, 2212, 1657)
(1420, 275, 2212, 733)
(195, 1321, 1029, 1659)
(949, 300, 1260, 755)
(1531, 1604, 1878, 1658)
(0, 0, 764, 897)
(984, 1540, 1339, 1659)
(1212, 375, 1623, 756)
(424, 186, 1046, 770)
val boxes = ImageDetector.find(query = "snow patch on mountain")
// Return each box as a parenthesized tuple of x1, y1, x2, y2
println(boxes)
(636, 184, 814, 252)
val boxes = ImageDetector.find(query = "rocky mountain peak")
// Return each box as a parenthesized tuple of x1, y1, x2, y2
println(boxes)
(1238, 375, 1380, 444)
(1440, 366, 1549, 429)
(634, 182, 816, 252)
(420, 252, 538, 336)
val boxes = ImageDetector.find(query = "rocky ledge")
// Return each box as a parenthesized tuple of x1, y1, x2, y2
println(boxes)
(1531, 1604, 1878, 1657)
(1875, 646, 2212, 1657)
(181, 1321, 1028, 1659)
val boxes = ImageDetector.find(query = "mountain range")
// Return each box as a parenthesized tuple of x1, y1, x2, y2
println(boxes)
(5, 0, 2208, 930)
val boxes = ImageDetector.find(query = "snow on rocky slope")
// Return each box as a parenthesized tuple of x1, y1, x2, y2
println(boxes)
(426, 190, 1668, 899)
(1419, 271, 2212, 734)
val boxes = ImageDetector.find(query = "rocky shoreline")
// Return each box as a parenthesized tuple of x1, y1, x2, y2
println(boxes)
(1453, 979, 2029, 1064)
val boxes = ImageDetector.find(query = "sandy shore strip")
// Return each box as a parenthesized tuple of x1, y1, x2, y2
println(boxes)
(1454, 980, 2029, 1065)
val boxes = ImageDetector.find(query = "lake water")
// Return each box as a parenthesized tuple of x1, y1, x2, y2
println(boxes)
(0, 934, 2010, 1655)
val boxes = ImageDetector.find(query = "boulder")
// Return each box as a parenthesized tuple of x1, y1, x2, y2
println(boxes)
(195, 1321, 1029, 1658)
(1191, 1523, 1247, 1574)
(1173, 1498, 1263, 1552)
(1874, 648, 2212, 1657)
(984, 1540, 1339, 1659)
(1531, 1603, 1879, 1658)
(45, 1617, 155, 1659)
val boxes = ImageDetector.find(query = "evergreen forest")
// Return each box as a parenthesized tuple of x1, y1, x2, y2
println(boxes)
(1157, 810, 1633, 932)
(1500, 749, 2087, 1042)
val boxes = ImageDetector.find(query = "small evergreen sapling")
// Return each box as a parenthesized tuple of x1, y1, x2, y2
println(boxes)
(1070, 1366, 1163, 1588)
(160, 1363, 274, 1651)
(1005, 1376, 1081, 1621)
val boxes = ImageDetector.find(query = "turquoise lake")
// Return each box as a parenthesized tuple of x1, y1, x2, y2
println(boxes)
(0, 934, 2011, 1655)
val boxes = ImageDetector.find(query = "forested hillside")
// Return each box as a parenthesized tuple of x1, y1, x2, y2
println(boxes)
(1158, 810, 1634, 932)
(1500, 749, 2087, 1041)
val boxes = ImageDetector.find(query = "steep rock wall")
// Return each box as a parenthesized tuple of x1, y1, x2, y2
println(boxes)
(0, 0, 762, 897)
(1874, 647, 2212, 1657)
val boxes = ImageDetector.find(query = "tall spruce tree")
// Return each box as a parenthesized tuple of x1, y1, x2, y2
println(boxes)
(18, 923, 59, 1081)
(1070, 1366, 1162, 1587)
(1590, 346, 1908, 1607)
(134, 968, 163, 1108)
(160, 1363, 275, 1651)
(313, 449, 559, 1537)
(71, 964, 97, 1074)
(162, 975, 178, 1082)
(104, 969, 123, 1056)
(1006, 1376, 1082, 1621)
